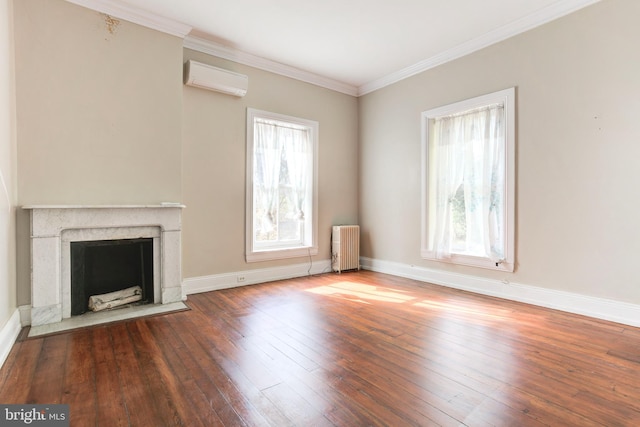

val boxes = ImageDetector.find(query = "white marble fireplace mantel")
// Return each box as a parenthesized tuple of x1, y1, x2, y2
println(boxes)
(24, 204, 186, 328)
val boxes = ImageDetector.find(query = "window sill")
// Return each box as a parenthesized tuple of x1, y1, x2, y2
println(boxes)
(246, 246, 318, 263)
(421, 250, 514, 272)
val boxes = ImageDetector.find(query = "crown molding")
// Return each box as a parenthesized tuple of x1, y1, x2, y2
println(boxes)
(65, 0, 599, 97)
(184, 35, 359, 97)
(358, 0, 601, 95)
(65, 0, 192, 38)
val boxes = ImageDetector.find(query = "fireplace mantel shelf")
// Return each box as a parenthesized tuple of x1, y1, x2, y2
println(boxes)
(23, 203, 185, 210)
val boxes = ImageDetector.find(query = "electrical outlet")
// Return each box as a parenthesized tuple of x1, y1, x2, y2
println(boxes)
(237, 276, 246, 283)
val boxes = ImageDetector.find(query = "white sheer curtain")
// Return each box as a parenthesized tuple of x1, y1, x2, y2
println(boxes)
(254, 120, 283, 233)
(432, 115, 465, 258)
(431, 104, 505, 262)
(481, 106, 505, 262)
(283, 127, 311, 221)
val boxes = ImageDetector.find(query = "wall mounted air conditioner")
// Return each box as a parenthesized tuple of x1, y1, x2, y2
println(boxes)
(183, 60, 248, 97)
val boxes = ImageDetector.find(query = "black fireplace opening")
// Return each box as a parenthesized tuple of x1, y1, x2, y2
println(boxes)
(71, 238, 154, 316)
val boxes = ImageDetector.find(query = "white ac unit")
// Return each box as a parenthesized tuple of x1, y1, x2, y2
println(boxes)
(183, 60, 248, 97)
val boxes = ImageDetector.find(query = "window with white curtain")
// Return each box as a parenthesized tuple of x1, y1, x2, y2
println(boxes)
(421, 88, 515, 271)
(246, 108, 318, 262)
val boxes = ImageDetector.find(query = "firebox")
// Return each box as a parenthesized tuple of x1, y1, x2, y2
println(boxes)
(70, 238, 154, 316)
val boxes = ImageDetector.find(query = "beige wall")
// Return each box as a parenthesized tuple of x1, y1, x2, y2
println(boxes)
(14, 0, 183, 205)
(0, 0, 17, 328)
(181, 49, 359, 278)
(359, 0, 640, 304)
(13, 0, 184, 305)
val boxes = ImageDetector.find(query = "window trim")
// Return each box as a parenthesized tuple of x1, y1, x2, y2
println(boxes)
(245, 108, 319, 263)
(420, 88, 515, 272)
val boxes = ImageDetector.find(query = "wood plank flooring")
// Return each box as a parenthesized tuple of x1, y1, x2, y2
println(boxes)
(1, 271, 640, 426)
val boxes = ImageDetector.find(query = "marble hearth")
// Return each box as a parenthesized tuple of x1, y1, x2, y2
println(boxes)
(24, 205, 186, 329)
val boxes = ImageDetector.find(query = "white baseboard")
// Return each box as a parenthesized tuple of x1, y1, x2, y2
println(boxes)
(0, 309, 23, 369)
(360, 257, 640, 328)
(184, 259, 332, 295)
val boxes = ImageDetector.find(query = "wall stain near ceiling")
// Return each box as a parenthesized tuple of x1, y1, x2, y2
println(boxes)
(101, 14, 120, 36)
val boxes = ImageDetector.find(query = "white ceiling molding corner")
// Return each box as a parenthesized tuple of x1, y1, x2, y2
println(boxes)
(358, 0, 602, 96)
(183, 35, 359, 97)
(65, 0, 192, 38)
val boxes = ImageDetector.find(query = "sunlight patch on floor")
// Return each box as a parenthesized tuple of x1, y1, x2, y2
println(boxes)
(414, 299, 512, 321)
(307, 280, 513, 323)
(306, 281, 417, 304)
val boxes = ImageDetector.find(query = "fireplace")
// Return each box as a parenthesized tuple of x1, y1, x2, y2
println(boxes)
(24, 205, 185, 328)
(71, 238, 154, 315)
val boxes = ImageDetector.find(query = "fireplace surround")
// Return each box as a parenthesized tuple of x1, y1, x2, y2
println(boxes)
(24, 205, 185, 329)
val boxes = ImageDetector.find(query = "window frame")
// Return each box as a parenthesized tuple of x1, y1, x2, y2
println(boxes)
(420, 88, 515, 272)
(245, 108, 319, 262)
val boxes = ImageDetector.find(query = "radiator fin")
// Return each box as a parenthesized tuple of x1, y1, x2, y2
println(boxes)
(332, 225, 360, 273)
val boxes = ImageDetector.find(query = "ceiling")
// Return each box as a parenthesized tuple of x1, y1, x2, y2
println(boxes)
(68, 0, 600, 95)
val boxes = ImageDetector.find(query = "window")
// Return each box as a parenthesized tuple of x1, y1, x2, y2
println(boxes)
(421, 88, 515, 271)
(246, 108, 318, 262)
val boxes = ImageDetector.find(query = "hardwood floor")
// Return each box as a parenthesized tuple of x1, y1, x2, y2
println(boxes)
(1, 271, 639, 426)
